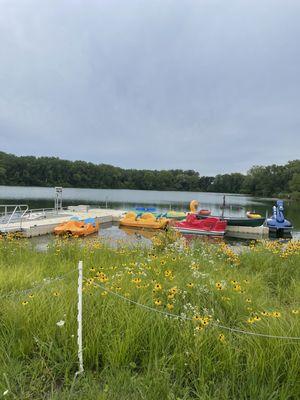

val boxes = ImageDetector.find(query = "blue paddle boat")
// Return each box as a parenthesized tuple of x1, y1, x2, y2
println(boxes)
(267, 200, 293, 237)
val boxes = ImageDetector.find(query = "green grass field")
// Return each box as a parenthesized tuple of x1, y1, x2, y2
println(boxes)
(0, 232, 299, 399)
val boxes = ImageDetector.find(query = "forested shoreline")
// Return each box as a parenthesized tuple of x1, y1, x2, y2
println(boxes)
(0, 151, 299, 198)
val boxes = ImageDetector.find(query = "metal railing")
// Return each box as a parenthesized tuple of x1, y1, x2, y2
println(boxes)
(0, 204, 71, 233)
(0, 204, 29, 224)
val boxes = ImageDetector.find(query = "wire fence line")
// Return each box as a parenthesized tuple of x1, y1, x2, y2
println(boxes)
(0, 269, 77, 300)
(91, 280, 300, 341)
(1, 266, 299, 341)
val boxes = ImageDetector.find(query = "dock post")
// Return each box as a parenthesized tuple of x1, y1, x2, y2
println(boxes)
(76, 260, 84, 375)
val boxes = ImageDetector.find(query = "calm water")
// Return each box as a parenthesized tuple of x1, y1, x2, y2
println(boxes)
(0, 186, 299, 238)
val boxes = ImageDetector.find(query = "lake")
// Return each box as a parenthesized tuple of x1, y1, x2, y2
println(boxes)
(0, 185, 299, 238)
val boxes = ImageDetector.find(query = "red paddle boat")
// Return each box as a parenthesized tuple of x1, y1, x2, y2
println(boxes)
(174, 214, 227, 236)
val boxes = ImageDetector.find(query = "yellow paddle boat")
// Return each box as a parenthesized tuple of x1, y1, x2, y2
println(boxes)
(119, 212, 169, 230)
(246, 211, 262, 219)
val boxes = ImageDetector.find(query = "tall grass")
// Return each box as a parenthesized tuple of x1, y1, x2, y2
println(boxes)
(0, 234, 299, 399)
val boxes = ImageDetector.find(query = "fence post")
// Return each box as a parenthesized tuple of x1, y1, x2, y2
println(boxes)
(76, 260, 84, 375)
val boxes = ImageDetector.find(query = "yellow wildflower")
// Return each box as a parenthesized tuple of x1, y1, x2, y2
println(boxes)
(218, 333, 226, 343)
(272, 311, 281, 318)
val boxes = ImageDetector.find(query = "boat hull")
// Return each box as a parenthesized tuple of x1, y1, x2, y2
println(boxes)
(174, 227, 225, 236)
(197, 215, 265, 227)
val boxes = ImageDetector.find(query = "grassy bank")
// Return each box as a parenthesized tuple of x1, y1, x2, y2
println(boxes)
(0, 233, 299, 399)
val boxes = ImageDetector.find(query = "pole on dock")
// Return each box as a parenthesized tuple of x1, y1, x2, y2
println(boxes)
(76, 260, 84, 376)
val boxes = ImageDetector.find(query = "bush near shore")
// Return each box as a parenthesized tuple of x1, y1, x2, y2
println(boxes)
(0, 233, 299, 399)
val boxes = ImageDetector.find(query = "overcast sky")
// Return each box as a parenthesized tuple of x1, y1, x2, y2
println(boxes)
(0, 0, 299, 175)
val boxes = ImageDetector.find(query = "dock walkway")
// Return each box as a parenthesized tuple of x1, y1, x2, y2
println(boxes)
(0, 208, 125, 238)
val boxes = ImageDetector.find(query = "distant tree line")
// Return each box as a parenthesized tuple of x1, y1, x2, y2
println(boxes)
(0, 151, 300, 198)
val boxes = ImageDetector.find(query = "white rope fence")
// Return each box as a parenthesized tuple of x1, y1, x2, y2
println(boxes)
(0, 269, 77, 300)
(91, 280, 300, 341)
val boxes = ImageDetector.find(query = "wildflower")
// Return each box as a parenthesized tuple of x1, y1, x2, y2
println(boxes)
(193, 315, 201, 321)
(221, 296, 230, 301)
(167, 293, 174, 299)
(218, 333, 226, 343)
(261, 311, 268, 316)
(53, 291, 60, 297)
(154, 283, 162, 291)
(272, 311, 281, 318)
(187, 282, 194, 288)
(253, 316, 261, 322)
(154, 299, 162, 306)
(160, 260, 166, 265)
(170, 287, 178, 294)
(215, 282, 222, 290)
(195, 325, 203, 332)
(21, 301, 29, 306)
(90, 267, 96, 272)
(132, 277, 141, 284)
(101, 291, 108, 296)
(246, 298, 252, 303)
(292, 309, 299, 314)
(56, 320, 65, 327)
(28, 294, 34, 299)
(167, 303, 174, 311)
(247, 318, 254, 324)
(164, 269, 172, 277)
(233, 284, 241, 292)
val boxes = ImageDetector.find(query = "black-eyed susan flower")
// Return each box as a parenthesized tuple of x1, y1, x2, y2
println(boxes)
(154, 299, 162, 306)
(154, 283, 162, 291)
(187, 282, 194, 288)
(167, 303, 174, 311)
(218, 333, 226, 343)
(246, 298, 252, 303)
(21, 301, 29, 306)
(215, 282, 222, 290)
(53, 291, 60, 297)
(272, 311, 281, 318)
(292, 309, 299, 314)
(28, 294, 34, 299)
(101, 291, 108, 296)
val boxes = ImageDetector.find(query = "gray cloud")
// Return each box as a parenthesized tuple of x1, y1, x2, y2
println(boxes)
(0, 0, 299, 175)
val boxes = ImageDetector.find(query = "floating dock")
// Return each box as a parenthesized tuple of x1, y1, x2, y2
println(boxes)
(0, 206, 124, 238)
(225, 225, 269, 239)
